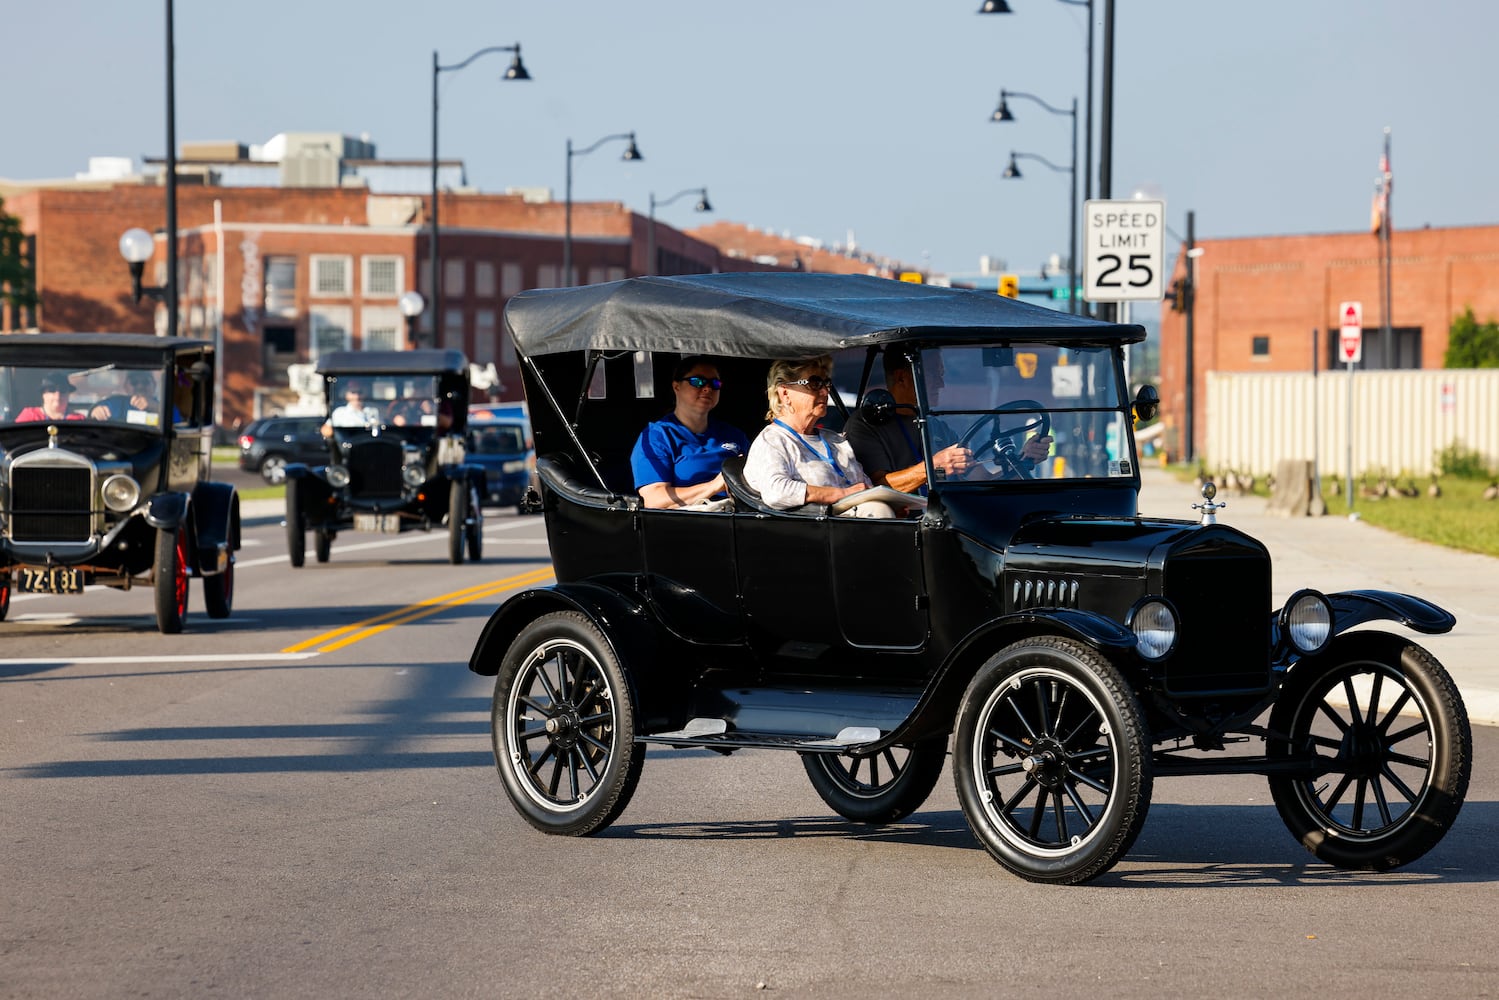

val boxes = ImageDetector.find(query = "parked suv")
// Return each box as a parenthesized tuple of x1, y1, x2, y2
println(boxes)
(283, 350, 486, 566)
(0, 334, 240, 632)
(466, 409, 535, 513)
(237, 416, 325, 483)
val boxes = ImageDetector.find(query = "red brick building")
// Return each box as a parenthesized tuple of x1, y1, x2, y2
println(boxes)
(1157, 223, 1499, 459)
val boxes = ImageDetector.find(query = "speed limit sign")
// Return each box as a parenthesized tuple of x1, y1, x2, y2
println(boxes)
(1083, 199, 1165, 302)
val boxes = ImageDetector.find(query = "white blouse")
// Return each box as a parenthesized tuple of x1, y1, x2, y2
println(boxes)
(744, 421, 871, 509)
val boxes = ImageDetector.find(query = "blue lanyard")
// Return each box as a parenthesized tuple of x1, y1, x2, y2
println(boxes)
(895, 417, 929, 497)
(774, 419, 850, 485)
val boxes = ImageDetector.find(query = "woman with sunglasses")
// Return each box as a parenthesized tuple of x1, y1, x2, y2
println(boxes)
(630, 356, 750, 510)
(744, 356, 894, 518)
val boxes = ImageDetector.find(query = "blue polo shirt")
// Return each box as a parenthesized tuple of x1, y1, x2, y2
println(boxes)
(631, 413, 750, 489)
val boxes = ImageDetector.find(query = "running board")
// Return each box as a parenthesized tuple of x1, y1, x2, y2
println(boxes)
(642, 719, 881, 754)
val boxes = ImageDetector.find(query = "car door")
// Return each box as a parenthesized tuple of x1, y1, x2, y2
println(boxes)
(640, 506, 744, 644)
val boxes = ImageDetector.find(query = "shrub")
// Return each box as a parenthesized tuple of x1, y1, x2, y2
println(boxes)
(1433, 440, 1492, 480)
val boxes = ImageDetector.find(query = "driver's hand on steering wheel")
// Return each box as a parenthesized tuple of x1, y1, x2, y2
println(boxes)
(1020, 434, 1053, 462)
(932, 443, 974, 477)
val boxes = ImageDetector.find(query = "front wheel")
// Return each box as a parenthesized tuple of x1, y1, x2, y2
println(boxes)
(448, 480, 468, 565)
(952, 637, 1150, 884)
(314, 527, 333, 564)
(490, 611, 643, 836)
(1267, 631, 1471, 871)
(465, 482, 483, 562)
(202, 561, 234, 619)
(802, 739, 947, 824)
(153, 525, 189, 634)
(285, 479, 306, 568)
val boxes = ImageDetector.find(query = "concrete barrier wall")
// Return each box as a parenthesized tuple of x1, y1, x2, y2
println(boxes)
(1204, 368, 1499, 477)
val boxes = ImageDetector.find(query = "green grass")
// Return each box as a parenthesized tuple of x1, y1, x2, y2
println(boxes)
(238, 484, 285, 501)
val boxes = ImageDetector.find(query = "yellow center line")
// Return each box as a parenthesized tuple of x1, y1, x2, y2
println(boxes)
(283, 566, 555, 654)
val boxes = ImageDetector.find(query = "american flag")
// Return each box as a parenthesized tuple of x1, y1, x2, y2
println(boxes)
(1370, 136, 1392, 234)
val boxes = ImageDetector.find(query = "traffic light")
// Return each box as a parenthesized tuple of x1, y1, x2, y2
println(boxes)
(1168, 278, 1188, 313)
(998, 274, 1019, 299)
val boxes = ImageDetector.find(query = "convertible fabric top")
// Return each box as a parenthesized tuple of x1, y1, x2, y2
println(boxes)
(315, 349, 469, 376)
(504, 272, 1145, 359)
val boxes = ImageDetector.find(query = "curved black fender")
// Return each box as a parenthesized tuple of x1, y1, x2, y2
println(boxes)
(190, 481, 240, 576)
(284, 463, 335, 522)
(1328, 589, 1455, 636)
(145, 491, 191, 531)
(468, 581, 665, 725)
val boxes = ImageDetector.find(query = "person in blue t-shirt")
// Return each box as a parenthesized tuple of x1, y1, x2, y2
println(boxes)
(630, 356, 750, 509)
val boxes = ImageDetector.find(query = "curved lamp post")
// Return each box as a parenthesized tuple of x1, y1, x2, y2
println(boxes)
(563, 132, 642, 286)
(1002, 150, 1076, 314)
(646, 187, 711, 276)
(430, 43, 530, 346)
(398, 290, 426, 350)
(992, 90, 1078, 314)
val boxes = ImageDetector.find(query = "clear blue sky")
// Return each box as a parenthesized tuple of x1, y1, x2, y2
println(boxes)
(6, 1, 1496, 286)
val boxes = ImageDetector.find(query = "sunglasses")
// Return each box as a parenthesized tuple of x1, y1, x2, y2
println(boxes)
(682, 376, 722, 390)
(781, 376, 834, 392)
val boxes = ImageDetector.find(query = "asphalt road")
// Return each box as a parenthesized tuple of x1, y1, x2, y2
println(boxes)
(2, 511, 1497, 999)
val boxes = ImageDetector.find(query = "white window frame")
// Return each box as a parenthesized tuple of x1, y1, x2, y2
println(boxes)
(443, 307, 466, 351)
(444, 259, 466, 297)
(474, 309, 497, 364)
(310, 254, 353, 297)
(362, 255, 404, 298)
(362, 306, 404, 352)
(501, 262, 523, 297)
(309, 305, 353, 360)
(474, 261, 496, 298)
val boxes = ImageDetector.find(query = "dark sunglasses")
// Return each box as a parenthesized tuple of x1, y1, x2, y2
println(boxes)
(781, 376, 833, 391)
(682, 376, 722, 390)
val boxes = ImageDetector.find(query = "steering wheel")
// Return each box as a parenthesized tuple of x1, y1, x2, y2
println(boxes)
(957, 400, 1051, 478)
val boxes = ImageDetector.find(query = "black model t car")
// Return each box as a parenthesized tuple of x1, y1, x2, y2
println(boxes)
(0, 334, 239, 633)
(467, 273, 1470, 884)
(283, 350, 485, 566)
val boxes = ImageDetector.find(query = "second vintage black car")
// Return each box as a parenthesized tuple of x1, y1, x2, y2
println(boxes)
(467, 273, 1471, 885)
(283, 350, 486, 566)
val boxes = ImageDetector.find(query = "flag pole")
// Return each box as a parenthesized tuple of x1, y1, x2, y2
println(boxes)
(1381, 127, 1393, 366)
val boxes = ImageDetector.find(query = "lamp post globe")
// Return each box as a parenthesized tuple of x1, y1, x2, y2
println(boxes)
(398, 290, 425, 319)
(118, 228, 155, 265)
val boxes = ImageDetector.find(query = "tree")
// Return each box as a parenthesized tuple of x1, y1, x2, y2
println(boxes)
(1445, 308, 1499, 368)
(0, 196, 38, 320)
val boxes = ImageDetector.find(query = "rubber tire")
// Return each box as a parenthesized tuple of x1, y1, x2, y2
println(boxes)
(448, 479, 468, 565)
(491, 611, 644, 836)
(260, 454, 288, 484)
(1267, 631, 1471, 871)
(465, 482, 483, 562)
(153, 525, 189, 634)
(285, 478, 306, 568)
(952, 636, 1150, 884)
(315, 527, 333, 564)
(802, 738, 948, 824)
(0, 573, 10, 622)
(203, 561, 234, 619)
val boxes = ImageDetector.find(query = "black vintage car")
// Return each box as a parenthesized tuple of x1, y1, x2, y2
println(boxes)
(467, 273, 1471, 884)
(0, 334, 239, 633)
(283, 350, 485, 566)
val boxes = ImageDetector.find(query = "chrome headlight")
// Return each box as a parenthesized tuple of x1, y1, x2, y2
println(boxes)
(1280, 590, 1333, 654)
(1127, 597, 1179, 661)
(402, 463, 426, 487)
(325, 464, 351, 488)
(101, 474, 141, 512)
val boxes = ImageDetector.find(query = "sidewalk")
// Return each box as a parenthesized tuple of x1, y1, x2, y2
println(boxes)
(1137, 463, 1499, 726)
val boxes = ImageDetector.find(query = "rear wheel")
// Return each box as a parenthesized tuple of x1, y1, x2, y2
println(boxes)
(802, 738, 947, 824)
(260, 454, 288, 484)
(153, 526, 189, 634)
(448, 480, 468, 565)
(314, 527, 333, 563)
(465, 482, 483, 562)
(285, 479, 306, 568)
(952, 637, 1150, 884)
(203, 561, 234, 619)
(0, 572, 10, 622)
(1268, 631, 1471, 871)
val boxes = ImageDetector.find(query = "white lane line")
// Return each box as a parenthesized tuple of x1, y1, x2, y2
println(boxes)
(234, 518, 547, 569)
(0, 652, 319, 665)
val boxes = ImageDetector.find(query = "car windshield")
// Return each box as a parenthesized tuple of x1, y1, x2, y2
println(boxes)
(326, 373, 443, 435)
(0, 362, 169, 430)
(471, 424, 527, 454)
(920, 344, 1133, 481)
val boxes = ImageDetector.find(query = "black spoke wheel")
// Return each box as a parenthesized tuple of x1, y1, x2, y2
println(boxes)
(153, 525, 190, 634)
(203, 560, 234, 619)
(448, 479, 468, 565)
(953, 637, 1150, 884)
(802, 738, 947, 824)
(285, 478, 306, 568)
(491, 612, 643, 836)
(465, 483, 483, 562)
(314, 527, 333, 563)
(1267, 631, 1470, 871)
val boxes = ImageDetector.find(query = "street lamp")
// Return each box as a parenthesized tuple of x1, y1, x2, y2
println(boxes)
(430, 43, 530, 344)
(119, 228, 167, 321)
(398, 290, 426, 350)
(992, 89, 1078, 314)
(646, 187, 711, 276)
(564, 131, 642, 286)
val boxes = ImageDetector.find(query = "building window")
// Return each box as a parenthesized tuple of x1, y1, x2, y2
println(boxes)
(444, 259, 465, 297)
(362, 255, 403, 298)
(586, 266, 610, 286)
(475, 261, 496, 297)
(363, 306, 403, 351)
(309, 305, 353, 359)
(474, 309, 496, 364)
(265, 256, 297, 318)
(443, 308, 465, 350)
(1252, 336, 1270, 359)
(536, 264, 558, 289)
(501, 262, 523, 297)
(606, 267, 626, 282)
(311, 255, 352, 296)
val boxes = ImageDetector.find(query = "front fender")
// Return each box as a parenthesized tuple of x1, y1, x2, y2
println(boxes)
(190, 481, 240, 575)
(1328, 589, 1455, 635)
(145, 492, 190, 530)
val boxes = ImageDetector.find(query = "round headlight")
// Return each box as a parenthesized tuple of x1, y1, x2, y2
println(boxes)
(1128, 598, 1179, 661)
(101, 474, 141, 512)
(402, 463, 426, 487)
(1282, 590, 1333, 654)
(325, 464, 351, 488)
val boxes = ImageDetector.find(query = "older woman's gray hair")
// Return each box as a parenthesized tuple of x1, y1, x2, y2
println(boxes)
(764, 354, 833, 422)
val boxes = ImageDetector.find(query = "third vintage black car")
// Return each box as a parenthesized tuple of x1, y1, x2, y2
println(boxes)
(466, 273, 1471, 884)
(283, 350, 486, 566)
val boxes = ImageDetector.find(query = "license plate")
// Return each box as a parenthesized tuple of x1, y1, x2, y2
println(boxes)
(18, 566, 85, 594)
(354, 513, 402, 533)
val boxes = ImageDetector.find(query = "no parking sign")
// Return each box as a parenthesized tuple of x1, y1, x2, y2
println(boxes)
(1339, 301, 1362, 364)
